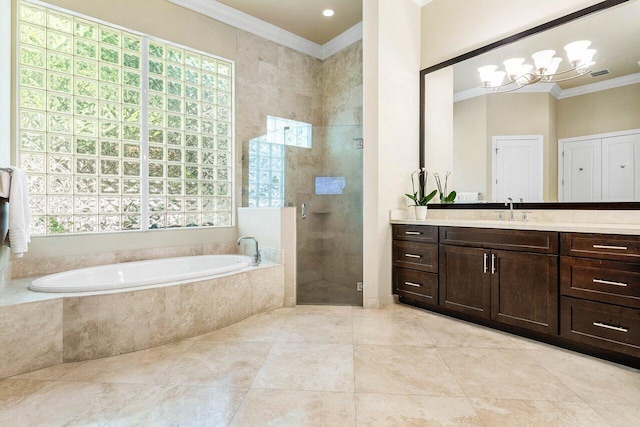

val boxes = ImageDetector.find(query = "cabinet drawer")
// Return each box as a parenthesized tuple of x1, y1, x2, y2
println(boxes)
(440, 227, 558, 254)
(392, 225, 438, 243)
(393, 241, 438, 272)
(561, 257, 640, 309)
(393, 268, 438, 306)
(561, 233, 640, 262)
(561, 297, 640, 358)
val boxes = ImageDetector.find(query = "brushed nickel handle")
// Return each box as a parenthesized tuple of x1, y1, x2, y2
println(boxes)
(404, 281, 421, 287)
(593, 322, 628, 333)
(593, 278, 628, 287)
(593, 244, 628, 250)
(405, 231, 421, 235)
(404, 254, 421, 259)
(483, 253, 488, 273)
(491, 253, 496, 274)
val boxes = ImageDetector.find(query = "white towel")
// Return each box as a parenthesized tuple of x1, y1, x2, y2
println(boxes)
(0, 169, 9, 198)
(455, 192, 480, 202)
(4, 167, 31, 257)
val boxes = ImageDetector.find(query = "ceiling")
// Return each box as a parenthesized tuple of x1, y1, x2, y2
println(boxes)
(453, 0, 640, 94)
(216, 0, 363, 45)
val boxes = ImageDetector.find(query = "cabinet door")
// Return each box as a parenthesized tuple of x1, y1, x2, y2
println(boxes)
(439, 245, 491, 318)
(602, 134, 640, 201)
(491, 250, 558, 334)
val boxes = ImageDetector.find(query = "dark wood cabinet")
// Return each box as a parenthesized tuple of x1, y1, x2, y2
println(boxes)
(491, 250, 558, 334)
(439, 245, 490, 318)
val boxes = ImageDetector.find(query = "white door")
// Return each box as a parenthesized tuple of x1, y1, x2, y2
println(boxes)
(562, 139, 602, 202)
(602, 134, 640, 201)
(492, 136, 543, 202)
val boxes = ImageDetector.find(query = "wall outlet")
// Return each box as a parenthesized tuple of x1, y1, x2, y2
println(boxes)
(357, 281, 363, 291)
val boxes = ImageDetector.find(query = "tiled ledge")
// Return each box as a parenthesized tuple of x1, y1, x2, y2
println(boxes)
(0, 264, 284, 379)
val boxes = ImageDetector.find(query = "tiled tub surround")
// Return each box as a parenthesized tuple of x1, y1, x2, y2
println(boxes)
(0, 263, 284, 379)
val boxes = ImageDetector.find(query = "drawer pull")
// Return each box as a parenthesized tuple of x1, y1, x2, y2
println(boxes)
(405, 231, 422, 235)
(593, 278, 628, 287)
(404, 281, 421, 287)
(593, 322, 628, 333)
(592, 244, 628, 251)
(491, 253, 496, 275)
(404, 254, 422, 259)
(483, 253, 488, 273)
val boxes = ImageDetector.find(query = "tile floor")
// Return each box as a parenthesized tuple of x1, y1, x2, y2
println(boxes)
(1, 303, 639, 426)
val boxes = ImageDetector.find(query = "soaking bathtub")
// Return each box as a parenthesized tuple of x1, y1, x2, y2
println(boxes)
(29, 254, 253, 293)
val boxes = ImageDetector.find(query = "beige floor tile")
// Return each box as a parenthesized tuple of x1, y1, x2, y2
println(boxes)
(57, 340, 195, 385)
(154, 341, 271, 388)
(195, 313, 289, 343)
(293, 305, 355, 316)
(106, 385, 247, 426)
(354, 345, 464, 396)
(356, 393, 483, 426)
(230, 389, 356, 426)
(470, 398, 611, 427)
(0, 381, 158, 426)
(11, 362, 81, 381)
(589, 403, 640, 427)
(353, 315, 434, 346)
(419, 315, 521, 349)
(439, 348, 580, 401)
(526, 348, 640, 404)
(251, 343, 354, 392)
(0, 379, 48, 411)
(276, 314, 353, 344)
(266, 307, 297, 316)
(352, 303, 428, 319)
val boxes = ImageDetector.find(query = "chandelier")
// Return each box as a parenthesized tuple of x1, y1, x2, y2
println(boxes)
(477, 40, 596, 93)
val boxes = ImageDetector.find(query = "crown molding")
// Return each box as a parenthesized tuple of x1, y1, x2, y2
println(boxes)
(321, 22, 363, 60)
(168, 0, 362, 60)
(557, 72, 640, 99)
(411, 0, 435, 6)
(454, 72, 640, 102)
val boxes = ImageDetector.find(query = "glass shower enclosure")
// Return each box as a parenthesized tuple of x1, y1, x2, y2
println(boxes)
(242, 125, 363, 306)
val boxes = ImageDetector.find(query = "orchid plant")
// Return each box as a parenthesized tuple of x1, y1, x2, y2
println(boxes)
(405, 168, 438, 206)
(434, 171, 457, 203)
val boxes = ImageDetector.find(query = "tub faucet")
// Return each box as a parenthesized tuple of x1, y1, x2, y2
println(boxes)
(237, 236, 261, 266)
(504, 197, 515, 221)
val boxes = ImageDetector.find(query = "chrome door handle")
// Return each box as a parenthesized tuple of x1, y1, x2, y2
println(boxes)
(404, 281, 421, 287)
(491, 254, 496, 274)
(301, 203, 306, 219)
(593, 278, 628, 287)
(404, 254, 421, 259)
(483, 253, 488, 273)
(593, 322, 628, 333)
(593, 244, 627, 250)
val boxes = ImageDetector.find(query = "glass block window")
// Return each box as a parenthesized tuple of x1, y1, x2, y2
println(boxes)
(266, 116, 312, 148)
(17, 1, 234, 235)
(247, 135, 285, 208)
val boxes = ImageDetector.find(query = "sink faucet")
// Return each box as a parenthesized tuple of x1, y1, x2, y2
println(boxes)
(505, 197, 515, 221)
(237, 236, 261, 266)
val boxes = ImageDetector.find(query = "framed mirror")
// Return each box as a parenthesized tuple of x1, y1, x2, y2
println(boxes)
(420, 0, 640, 209)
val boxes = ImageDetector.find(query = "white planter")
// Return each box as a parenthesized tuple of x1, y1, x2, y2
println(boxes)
(414, 205, 428, 220)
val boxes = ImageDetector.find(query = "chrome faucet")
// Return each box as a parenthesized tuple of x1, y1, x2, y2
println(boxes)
(237, 236, 261, 266)
(505, 197, 515, 221)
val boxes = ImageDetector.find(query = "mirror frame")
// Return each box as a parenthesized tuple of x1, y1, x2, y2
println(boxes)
(419, 0, 640, 210)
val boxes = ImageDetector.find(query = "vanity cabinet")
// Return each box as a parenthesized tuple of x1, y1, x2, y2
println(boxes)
(439, 227, 558, 334)
(560, 233, 640, 358)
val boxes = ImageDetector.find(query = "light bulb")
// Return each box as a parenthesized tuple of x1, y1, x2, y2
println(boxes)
(490, 71, 506, 87)
(577, 49, 596, 68)
(504, 58, 525, 80)
(322, 9, 334, 17)
(543, 57, 563, 80)
(564, 40, 591, 66)
(478, 65, 498, 86)
(532, 50, 556, 73)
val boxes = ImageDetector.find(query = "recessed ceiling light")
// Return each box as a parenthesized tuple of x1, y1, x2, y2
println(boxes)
(322, 9, 334, 17)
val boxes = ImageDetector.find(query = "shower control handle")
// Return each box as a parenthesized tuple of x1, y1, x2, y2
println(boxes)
(301, 203, 307, 219)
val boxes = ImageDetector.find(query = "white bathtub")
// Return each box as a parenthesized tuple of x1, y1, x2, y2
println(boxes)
(29, 254, 253, 293)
